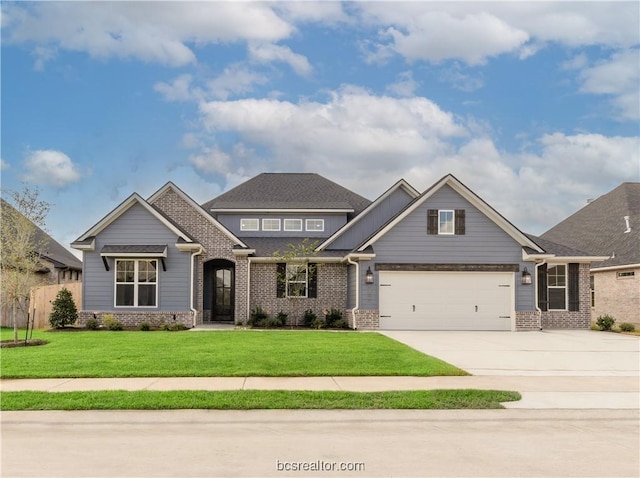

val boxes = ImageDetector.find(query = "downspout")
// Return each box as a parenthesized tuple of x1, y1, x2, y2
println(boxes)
(346, 256, 359, 330)
(190, 246, 203, 328)
(534, 260, 546, 331)
(247, 257, 252, 325)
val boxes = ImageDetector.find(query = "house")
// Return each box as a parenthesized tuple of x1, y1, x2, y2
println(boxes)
(542, 182, 640, 325)
(71, 173, 607, 331)
(1, 198, 83, 327)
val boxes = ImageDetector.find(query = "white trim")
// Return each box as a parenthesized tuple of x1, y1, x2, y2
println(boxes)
(148, 182, 248, 248)
(545, 256, 609, 264)
(190, 246, 203, 327)
(305, 218, 324, 232)
(438, 210, 455, 235)
(71, 237, 96, 251)
(547, 264, 568, 311)
(591, 263, 640, 272)
(114, 258, 159, 308)
(317, 179, 420, 251)
(262, 218, 281, 231)
(358, 174, 544, 252)
(210, 208, 354, 214)
(240, 218, 259, 231)
(249, 256, 342, 264)
(175, 242, 203, 252)
(284, 218, 303, 231)
(101, 247, 167, 259)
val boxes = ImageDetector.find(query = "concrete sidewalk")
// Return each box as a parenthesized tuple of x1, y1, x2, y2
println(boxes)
(2, 375, 638, 409)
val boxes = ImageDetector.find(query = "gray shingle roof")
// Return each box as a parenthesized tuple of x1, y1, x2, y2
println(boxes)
(525, 234, 593, 257)
(541, 182, 640, 268)
(202, 173, 372, 218)
(1, 198, 82, 270)
(241, 237, 348, 258)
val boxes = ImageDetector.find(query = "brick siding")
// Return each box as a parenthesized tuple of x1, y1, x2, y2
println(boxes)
(78, 310, 192, 328)
(592, 267, 640, 325)
(541, 263, 591, 329)
(515, 311, 541, 330)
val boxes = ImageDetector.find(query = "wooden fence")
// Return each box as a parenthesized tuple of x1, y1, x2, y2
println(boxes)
(28, 283, 82, 329)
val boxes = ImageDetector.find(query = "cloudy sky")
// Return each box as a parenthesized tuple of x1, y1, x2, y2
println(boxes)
(2, 1, 639, 253)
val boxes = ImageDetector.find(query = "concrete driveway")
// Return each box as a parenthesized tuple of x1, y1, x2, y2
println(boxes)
(380, 330, 640, 409)
(380, 329, 640, 376)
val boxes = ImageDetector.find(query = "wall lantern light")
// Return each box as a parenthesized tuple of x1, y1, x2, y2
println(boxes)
(521, 267, 532, 285)
(365, 266, 374, 284)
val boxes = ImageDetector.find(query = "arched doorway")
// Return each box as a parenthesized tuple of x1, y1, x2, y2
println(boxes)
(203, 259, 235, 322)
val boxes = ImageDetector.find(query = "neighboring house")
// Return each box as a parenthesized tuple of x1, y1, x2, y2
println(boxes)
(1, 199, 83, 327)
(542, 182, 640, 325)
(71, 173, 606, 331)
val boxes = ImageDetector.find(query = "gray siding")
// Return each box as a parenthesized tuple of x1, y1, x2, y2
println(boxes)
(329, 187, 415, 250)
(82, 203, 192, 312)
(217, 213, 347, 238)
(367, 185, 535, 310)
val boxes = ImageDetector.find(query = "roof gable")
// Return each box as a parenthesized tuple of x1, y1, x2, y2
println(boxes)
(202, 173, 372, 217)
(541, 182, 640, 267)
(357, 174, 543, 252)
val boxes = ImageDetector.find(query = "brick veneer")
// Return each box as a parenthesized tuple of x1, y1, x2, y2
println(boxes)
(350, 310, 379, 330)
(515, 311, 541, 330)
(541, 263, 591, 329)
(151, 188, 250, 325)
(78, 311, 192, 328)
(592, 267, 640, 325)
(249, 262, 347, 326)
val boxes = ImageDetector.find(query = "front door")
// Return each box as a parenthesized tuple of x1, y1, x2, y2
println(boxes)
(213, 266, 234, 322)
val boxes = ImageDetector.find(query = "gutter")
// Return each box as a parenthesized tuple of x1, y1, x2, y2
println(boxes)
(534, 260, 546, 331)
(190, 246, 204, 327)
(346, 256, 359, 330)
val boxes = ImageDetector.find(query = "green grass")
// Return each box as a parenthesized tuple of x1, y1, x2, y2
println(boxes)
(0, 329, 466, 378)
(0, 389, 520, 411)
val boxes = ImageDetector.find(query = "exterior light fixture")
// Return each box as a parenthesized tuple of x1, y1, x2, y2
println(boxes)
(521, 267, 532, 285)
(365, 266, 374, 284)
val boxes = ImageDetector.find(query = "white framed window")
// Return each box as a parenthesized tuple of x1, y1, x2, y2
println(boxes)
(617, 271, 635, 279)
(286, 264, 308, 297)
(284, 219, 303, 231)
(305, 219, 324, 232)
(590, 275, 595, 307)
(115, 259, 157, 307)
(547, 264, 567, 310)
(240, 218, 259, 231)
(438, 210, 455, 235)
(262, 218, 281, 231)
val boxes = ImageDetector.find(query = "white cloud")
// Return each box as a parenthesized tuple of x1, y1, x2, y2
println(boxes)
(439, 65, 484, 92)
(386, 71, 419, 97)
(2, 2, 293, 67)
(189, 146, 231, 175)
(22, 149, 83, 187)
(578, 49, 640, 121)
(248, 43, 312, 77)
(207, 64, 269, 100)
(0, 158, 9, 170)
(154, 74, 200, 102)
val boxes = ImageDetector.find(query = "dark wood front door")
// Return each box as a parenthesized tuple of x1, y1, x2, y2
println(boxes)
(214, 267, 234, 322)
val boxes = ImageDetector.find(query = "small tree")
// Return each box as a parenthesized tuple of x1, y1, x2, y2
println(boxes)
(273, 238, 319, 327)
(1, 187, 50, 342)
(49, 287, 78, 328)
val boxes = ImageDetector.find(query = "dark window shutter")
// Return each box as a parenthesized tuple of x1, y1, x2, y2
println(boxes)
(568, 263, 580, 312)
(276, 263, 286, 298)
(455, 209, 465, 235)
(537, 264, 548, 311)
(427, 209, 438, 235)
(308, 263, 317, 298)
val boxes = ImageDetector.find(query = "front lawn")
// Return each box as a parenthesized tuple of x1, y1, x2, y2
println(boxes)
(0, 329, 466, 378)
(0, 389, 519, 410)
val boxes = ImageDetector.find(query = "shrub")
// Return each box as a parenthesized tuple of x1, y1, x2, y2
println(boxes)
(49, 288, 78, 328)
(596, 314, 615, 331)
(275, 311, 288, 327)
(85, 318, 99, 330)
(302, 309, 318, 327)
(619, 322, 635, 332)
(162, 323, 188, 331)
(249, 307, 269, 327)
(332, 319, 349, 329)
(324, 309, 343, 328)
(311, 317, 325, 329)
(102, 314, 124, 331)
(138, 322, 151, 331)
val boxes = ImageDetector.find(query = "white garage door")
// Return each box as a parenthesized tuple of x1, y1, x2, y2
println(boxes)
(379, 271, 513, 330)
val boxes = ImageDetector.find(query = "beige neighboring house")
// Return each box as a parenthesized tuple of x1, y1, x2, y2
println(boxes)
(541, 183, 640, 326)
(1, 199, 83, 327)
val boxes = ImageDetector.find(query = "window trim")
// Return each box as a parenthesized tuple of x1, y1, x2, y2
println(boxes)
(617, 271, 635, 279)
(286, 263, 308, 298)
(284, 218, 303, 231)
(438, 210, 455, 235)
(240, 218, 259, 231)
(305, 219, 324, 232)
(114, 259, 158, 308)
(547, 264, 568, 311)
(262, 218, 281, 231)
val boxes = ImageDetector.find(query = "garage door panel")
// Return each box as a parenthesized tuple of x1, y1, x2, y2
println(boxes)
(379, 271, 513, 330)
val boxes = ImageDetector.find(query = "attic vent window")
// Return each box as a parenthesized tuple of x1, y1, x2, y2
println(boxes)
(617, 271, 635, 279)
(623, 216, 631, 233)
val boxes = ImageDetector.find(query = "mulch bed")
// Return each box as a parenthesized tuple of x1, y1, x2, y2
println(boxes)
(1, 339, 49, 348)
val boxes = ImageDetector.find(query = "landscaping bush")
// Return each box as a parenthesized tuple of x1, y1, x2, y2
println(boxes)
(162, 323, 188, 331)
(324, 309, 343, 328)
(302, 309, 318, 328)
(49, 288, 78, 328)
(85, 318, 99, 330)
(332, 319, 348, 329)
(619, 322, 635, 332)
(248, 306, 269, 327)
(102, 314, 123, 331)
(138, 322, 151, 331)
(275, 311, 288, 327)
(596, 314, 615, 331)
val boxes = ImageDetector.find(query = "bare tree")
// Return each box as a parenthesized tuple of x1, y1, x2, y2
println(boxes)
(1, 187, 50, 342)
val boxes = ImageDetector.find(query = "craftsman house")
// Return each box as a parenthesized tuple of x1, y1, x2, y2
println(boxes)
(71, 173, 607, 330)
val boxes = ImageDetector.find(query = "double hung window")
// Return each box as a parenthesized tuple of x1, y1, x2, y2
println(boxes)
(115, 259, 157, 307)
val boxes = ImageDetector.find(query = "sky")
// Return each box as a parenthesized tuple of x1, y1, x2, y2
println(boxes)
(1, 1, 639, 257)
